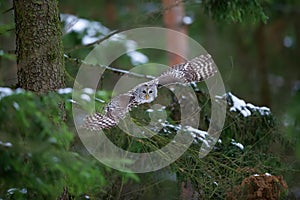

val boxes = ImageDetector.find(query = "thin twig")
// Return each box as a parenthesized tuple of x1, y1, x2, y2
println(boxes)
(2, 7, 14, 14)
(135, 0, 189, 25)
(65, 30, 121, 53)
(64, 54, 156, 80)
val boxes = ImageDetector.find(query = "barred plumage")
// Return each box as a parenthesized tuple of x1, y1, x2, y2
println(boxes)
(157, 54, 217, 85)
(83, 113, 117, 131)
(82, 54, 217, 131)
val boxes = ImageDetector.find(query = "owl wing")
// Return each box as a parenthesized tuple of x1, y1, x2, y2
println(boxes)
(82, 54, 217, 131)
(82, 112, 117, 131)
(157, 54, 217, 86)
(82, 93, 136, 131)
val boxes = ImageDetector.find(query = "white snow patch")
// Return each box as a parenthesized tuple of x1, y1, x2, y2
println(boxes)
(0, 88, 24, 100)
(61, 14, 110, 40)
(0, 141, 12, 147)
(185, 126, 211, 146)
(186, 126, 208, 139)
(225, 93, 271, 117)
(125, 40, 137, 51)
(15, 88, 24, 94)
(201, 138, 209, 147)
(94, 97, 106, 103)
(80, 94, 91, 102)
(160, 123, 213, 146)
(7, 188, 17, 195)
(19, 188, 27, 194)
(183, 16, 193, 25)
(228, 93, 251, 117)
(82, 88, 94, 94)
(127, 51, 149, 65)
(231, 139, 244, 150)
(283, 36, 293, 48)
(246, 103, 270, 116)
(125, 40, 148, 65)
(0, 87, 13, 100)
(57, 88, 73, 94)
(61, 14, 148, 65)
(68, 99, 77, 104)
(253, 174, 259, 177)
(157, 106, 166, 111)
(13, 102, 20, 110)
(71, 18, 88, 32)
(8, 188, 27, 194)
(265, 172, 272, 176)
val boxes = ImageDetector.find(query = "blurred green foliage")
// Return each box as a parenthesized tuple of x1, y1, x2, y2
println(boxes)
(202, 0, 269, 23)
(286, 89, 300, 157)
(85, 86, 289, 199)
(0, 90, 138, 199)
(0, 23, 14, 36)
(171, 89, 289, 199)
(0, 0, 299, 198)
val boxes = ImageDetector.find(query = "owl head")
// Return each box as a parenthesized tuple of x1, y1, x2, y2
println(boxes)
(134, 79, 158, 104)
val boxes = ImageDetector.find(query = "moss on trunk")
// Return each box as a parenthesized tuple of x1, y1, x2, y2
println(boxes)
(13, 0, 65, 93)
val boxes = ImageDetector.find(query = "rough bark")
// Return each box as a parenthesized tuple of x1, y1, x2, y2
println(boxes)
(13, 0, 65, 93)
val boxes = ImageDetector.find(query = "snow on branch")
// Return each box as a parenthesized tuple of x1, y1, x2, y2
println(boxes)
(216, 92, 271, 117)
(1, 87, 272, 153)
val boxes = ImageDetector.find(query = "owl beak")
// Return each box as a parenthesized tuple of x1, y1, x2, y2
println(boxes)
(145, 94, 149, 100)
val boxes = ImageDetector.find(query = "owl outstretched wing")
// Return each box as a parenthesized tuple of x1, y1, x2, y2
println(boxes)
(82, 93, 134, 131)
(157, 54, 217, 86)
(82, 112, 117, 131)
(82, 54, 217, 131)
(82, 79, 158, 131)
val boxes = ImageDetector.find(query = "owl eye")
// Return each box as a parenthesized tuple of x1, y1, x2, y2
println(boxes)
(142, 90, 147, 94)
(149, 90, 153, 94)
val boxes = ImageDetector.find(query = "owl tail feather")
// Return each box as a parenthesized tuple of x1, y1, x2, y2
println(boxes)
(81, 113, 117, 131)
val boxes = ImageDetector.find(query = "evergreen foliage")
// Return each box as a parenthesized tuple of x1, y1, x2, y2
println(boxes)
(1, 0, 299, 198)
(0, 90, 137, 199)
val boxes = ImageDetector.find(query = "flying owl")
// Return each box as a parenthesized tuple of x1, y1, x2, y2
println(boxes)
(82, 54, 217, 131)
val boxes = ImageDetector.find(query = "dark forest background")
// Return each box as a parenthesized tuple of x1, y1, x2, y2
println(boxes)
(0, 0, 300, 199)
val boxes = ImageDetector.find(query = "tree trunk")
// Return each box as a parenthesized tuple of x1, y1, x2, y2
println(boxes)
(162, 0, 188, 66)
(104, 0, 117, 28)
(162, 1, 194, 199)
(13, 0, 65, 94)
(256, 24, 271, 106)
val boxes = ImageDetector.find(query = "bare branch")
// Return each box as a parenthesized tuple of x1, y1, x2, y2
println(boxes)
(66, 30, 121, 53)
(64, 54, 156, 80)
